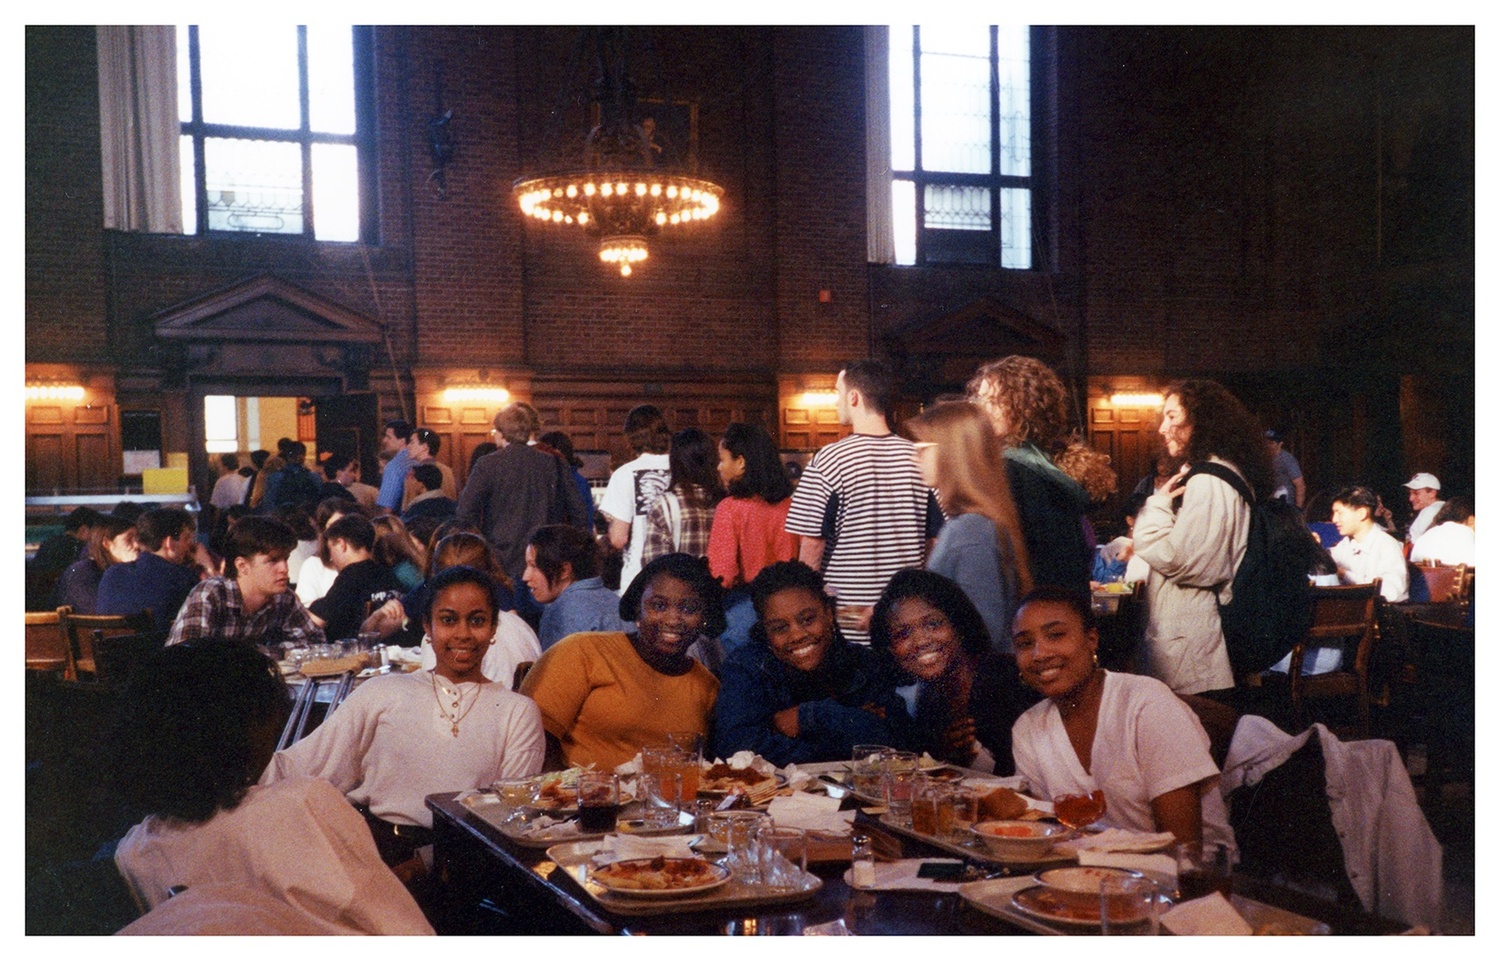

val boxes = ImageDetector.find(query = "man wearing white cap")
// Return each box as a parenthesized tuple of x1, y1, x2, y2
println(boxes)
(1404, 473, 1445, 544)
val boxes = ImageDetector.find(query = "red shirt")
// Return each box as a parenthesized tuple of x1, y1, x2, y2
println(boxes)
(706, 496, 798, 589)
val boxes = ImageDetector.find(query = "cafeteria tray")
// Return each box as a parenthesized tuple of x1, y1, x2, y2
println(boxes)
(462, 793, 691, 849)
(546, 839, 822, 917)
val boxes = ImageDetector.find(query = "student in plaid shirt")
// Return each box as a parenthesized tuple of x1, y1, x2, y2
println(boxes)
(167, 516, 325, 648)
(641, 428, 725, 567)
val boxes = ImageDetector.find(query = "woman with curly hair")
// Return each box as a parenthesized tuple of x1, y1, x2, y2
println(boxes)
(967, 356, 1092, 593)
(1133, 379, 1271, 696)
(907, 401, 1032, 652)
(111, 641, 432, 934)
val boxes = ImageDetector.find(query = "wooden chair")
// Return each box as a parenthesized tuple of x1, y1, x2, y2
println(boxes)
(26, 609, 74, 679)
(511, 660, 534, 692)
(1177, 692, 1240, 769)
(1412, 562, 1470, 605)
(57, 608, 153, 680)
(92, 629, 170, 686)
(1287, 581, 1382, 738)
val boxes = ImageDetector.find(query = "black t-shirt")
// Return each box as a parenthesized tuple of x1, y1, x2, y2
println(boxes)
(309, 559, 404, 641)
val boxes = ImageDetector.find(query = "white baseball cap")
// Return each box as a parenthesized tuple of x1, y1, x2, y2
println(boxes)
(1403, 472, 1441, 491)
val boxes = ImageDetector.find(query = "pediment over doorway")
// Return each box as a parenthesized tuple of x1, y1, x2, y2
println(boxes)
(152, 273, 382, 344)
(884, 295, 1068, 394)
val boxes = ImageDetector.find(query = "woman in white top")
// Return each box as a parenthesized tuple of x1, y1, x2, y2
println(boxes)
(1410, 495, 1474, 568)
(264, 565, 545, 865)
(1009, 587, 1235, 852)
(111, 641, 431, 935)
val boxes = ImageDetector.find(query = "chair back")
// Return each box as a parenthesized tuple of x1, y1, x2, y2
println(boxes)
(1304, 580, 1381, 674)
(58, 609, 154, 679)
(1415, 562, 1469, 605)
(512, 660, 534, 692)
(1177, 692, 1240, 769)
(92, 629, 170, 686)
(26, 609, 73, 677)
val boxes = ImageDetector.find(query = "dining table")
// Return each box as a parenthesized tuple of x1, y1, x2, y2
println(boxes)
(424, 778, 1409, 936)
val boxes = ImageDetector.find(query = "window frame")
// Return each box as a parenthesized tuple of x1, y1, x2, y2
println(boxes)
(891, 25, 1041, 269)
(178, 24, 378, 244)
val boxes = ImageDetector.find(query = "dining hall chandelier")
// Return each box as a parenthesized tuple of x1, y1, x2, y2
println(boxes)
(513, 28, 723, 277)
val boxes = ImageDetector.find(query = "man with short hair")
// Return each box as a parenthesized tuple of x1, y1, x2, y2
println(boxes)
(264, 441, 321, 511)
(599, 404, 674, 595)
(167, 516, 324, 647)
(1265, 429, 1305, 508)
(317, 453, 360, 504)
(400, 427, 457, 511)
(402, 463, 457, 524)
(1403, 472, 1445, 544)
(457, 404, 589, 602)
(1330, 486, 1409, 602)
(27, 506, 104, 610)
(375, 420, 414, 513)
(784, 360, 942, 643)
(209, 453, 252, 512)
(98, 507, 202, 630)
(308, 514, 404, 641)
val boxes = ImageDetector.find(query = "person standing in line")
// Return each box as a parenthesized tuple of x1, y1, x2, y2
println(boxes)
(641, 428, 724, 566)
(1265, 429, 1306, 508)
(1132, 380, 1268, 697)
(967, 356, 1092, 594)
(375, 420, 414, 514)
(599, 405, 674, 596)
(784, 360, 941, 644)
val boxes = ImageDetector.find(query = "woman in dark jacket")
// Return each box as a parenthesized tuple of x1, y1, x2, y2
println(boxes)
(711, 561, 916, 766)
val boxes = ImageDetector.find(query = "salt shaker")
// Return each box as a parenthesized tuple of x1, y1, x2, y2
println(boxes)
(850, 833, 876, 888)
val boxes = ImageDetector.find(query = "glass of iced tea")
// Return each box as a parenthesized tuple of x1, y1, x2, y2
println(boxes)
(1053, 789, 1108, 831)
(666, 731, 703, 803)
(577, 772, 620, 833)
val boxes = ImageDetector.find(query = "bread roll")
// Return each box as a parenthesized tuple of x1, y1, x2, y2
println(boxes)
(978, 786, 1028, 821)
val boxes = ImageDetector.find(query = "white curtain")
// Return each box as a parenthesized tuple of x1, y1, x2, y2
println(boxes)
(865, 25, 895, 264)
(97, 25, 183, 233)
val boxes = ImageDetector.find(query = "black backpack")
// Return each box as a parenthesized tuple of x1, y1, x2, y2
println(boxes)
(1186, 462, 1317, 676)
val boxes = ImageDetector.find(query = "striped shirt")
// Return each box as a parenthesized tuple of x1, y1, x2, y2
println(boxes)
(784, 432, 941, 642)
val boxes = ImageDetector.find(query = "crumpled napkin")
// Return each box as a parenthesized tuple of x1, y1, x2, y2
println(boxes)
(779, 763, 816, 792)
(839, 859, 967, 892)
(519, 816, 580, 839)
(766, 792, 855, 834)
(1061, 827, 1176, 853)
(592, 833, 699, 865)
(387, 646, 423, 665)
(1161, 892, 1253, 935)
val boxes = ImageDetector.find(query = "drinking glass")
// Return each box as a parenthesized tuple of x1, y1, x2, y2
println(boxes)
(949, 786, 982, 842)
(492, 776, 534, 827)
(1053, 789, 1108, 831)
(881, 751, 920, 828)
(756, 823, 808, 891)
(707, 810, 767, 883)
(636, 772, 681, 830)
(851, 744, 891, 798)
(1100, 875, 1160, 935)
(1176, 841, 1234, 901)
(577, 772, 620, 833)
(666, 731, 703, 804)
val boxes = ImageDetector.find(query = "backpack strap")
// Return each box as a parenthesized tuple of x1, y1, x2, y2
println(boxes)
(1186, 461, 1254, 505)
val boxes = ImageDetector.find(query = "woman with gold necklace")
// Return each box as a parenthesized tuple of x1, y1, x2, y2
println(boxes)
(263, 565, 544, 867)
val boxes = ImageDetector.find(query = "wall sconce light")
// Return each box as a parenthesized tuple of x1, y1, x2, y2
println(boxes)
(26, 384, 85, 401)
(443, 386, 511, 405)
(1107, 391, 1164, 408)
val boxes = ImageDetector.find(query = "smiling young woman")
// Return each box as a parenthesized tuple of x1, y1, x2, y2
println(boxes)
(710, 561, 916, 767)
(262, 565, 545, 866)
(519, 553, 725, 771)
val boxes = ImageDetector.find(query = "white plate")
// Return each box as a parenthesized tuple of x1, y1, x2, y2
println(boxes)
(588, 857, 731, 898)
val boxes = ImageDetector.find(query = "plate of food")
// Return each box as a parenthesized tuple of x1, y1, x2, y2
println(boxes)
(588, 856, 731, 898)
(1008, 885, 1127, 927)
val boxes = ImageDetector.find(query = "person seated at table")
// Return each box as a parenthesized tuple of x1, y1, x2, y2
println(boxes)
(1091, 493, 1152, 587)
(1327, 485, 1409, 602)
(52, 513, 139, 615)
(294, 498, 361, 607)
(264, 565, 545, 864)
(712, 561, 916, 767)
(362, 531, 533, 681)
(111, 640, 433, 934)
(1410, 494, 1474, 568)
(373, 513, 428, 591)
(307, 514, 404, 641)
(520, 553, 723, 772)
(401, 463, 458, 526)
(869, 569, 1039, 775)
(523, 523, 629, 650)
(96, 506, 201, 631)
(1009, 586, 1235, 850)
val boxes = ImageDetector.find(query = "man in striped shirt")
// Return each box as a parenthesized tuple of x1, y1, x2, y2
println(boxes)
(785, 360, 942, 643)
